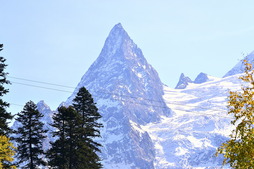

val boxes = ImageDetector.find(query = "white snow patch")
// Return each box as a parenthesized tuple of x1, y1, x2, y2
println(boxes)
(130, 120, 145, 134)
(175, 147, 188, 156)
(142, 75, 244, 168)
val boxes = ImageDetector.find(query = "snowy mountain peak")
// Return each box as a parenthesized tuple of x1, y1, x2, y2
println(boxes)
(109, 23, 125, 35)
(37, 100, 50, 110)
(66, 23, 170, 124)
(100, 23, 136, 60)
(107, 23, 129, 42)
(114, 22, 123, 28)
(63, 23, 172, 168)
(36, 100, 54, 127)
(194, 72, 209, 84)
(12, 23, 249, 169)
(175, 73, 192, 89)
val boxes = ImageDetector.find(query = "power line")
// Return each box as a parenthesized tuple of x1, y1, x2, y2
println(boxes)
(11, 81, 73, 93)
(8, 76, 75, 89)
(10, 81, 227, 112)
(9, 76, 229, 115)
(8, 75, 227, 106)
(10, 78, 226, 111)
(8, 75, 172, 104)
(9, 103, 24, 107)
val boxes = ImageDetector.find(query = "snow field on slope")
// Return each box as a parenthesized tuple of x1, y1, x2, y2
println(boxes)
(142, 75, 242, 168)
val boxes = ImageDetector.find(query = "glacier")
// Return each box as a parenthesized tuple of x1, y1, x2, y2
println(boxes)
(12, 23, 252, 168)
(143, 75, 242, 168)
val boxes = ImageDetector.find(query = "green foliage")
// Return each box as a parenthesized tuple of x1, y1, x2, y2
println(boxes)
(48, 106, 94, 169)
(216, 60, 254, 168)
(48, 87, 103, 169)
(47, 106, 79, 168)
(15, 101, 47, 169)
(0, 44, 12, 136)
(0, 44, 15, 168)
(73, 87, 103, 168)
(0, 135, 16, 169)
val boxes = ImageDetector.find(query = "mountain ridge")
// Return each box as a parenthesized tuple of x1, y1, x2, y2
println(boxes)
(11, 23, 251, 168)
(63, 23, 172, 168)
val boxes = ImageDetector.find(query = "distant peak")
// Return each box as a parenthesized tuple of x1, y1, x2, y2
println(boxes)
(97, 23, 134, 60)
(108, 23, 129, 39)
(194, 72, 208, 84)
(175, 73, 192, 89)
(37, 100, 46, 106)
(36, 100, 51, 111)
(111, 23, 125, 32)
(180, 73, 185, 78)
(114, 23, 123, 29)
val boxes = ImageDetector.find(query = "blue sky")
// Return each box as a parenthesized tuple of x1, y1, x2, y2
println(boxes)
(2, 0, 254, 114)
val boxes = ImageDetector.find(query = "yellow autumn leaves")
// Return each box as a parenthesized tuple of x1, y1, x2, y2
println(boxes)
(216, 60, 254, 168)
(0, 135, 16, 169)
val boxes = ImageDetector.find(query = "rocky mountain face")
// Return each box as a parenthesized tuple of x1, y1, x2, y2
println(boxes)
(194, 72, 209, 84)
(64, 23, 172, 169)
(12, 23, 253, 168)
(175, 72, 209, 89)
(175, 73, 192, 89)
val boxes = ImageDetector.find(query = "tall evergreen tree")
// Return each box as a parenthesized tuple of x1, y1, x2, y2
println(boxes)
(47, 106, 87, 169)
(0, 44, 16, 168)
(47, 106, 72, 169)
(72, 87, 103, 168)
(15, 101, 47, 169)
(48, 87, 103, 169)
(0, 44, 12, 136)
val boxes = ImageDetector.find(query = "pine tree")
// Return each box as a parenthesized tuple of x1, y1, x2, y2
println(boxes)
(0, 135, 16, 169)
(72, 87, 103, 169)
(47, 106, 85, 169)
(0, 44, 16, 168)
(48, 88, 103, 169)
(47, 106, 72, 168)
(0, 44, 12, 136)
(15, 101, 47, 169)
(216, 60, 254, 168)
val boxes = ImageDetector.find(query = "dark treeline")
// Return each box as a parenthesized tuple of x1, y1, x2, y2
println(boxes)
(14, 87, 103, 169)
(0, 44, 16, 169)
(47, 87, 103, 169)
(0, 43, 103, 169)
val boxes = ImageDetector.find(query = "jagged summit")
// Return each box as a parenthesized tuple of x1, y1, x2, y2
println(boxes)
(66, 23, 170, 125)
(175, 73, 192, 89)
(224, 52, 254, 77)
(64, 24, 171, 168)
(194, 72, 209, 84)
(110, 23, 125, 33)
(37, 100, 50, 109)
(100, 23, 136, 60)
(175, 72, 211, 89)
(107, 23, 129, 42)
(114, 22, 123, 28)
(12, 23, 250, 169)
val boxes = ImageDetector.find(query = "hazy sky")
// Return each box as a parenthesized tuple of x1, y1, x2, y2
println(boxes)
(2, 0, 254, 114)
